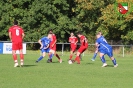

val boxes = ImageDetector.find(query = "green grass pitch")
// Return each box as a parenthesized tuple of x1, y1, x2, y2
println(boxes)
(0, 51, 133, 88)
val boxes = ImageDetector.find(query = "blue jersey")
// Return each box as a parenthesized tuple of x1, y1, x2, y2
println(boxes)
(40, 37, 51, 49)
(96, 36, 111, 52)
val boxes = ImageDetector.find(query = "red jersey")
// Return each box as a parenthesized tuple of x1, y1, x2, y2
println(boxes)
(80, 35, 88, 47)
(69, 36, 78, 46)
(50, 34, 56, 45)
(8, 25, 24, 42)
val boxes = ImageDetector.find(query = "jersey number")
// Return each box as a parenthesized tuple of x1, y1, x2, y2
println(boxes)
(16, 29, 19, 36)
(102, 38, 107, 43)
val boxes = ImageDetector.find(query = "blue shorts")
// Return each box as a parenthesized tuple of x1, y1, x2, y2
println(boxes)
(41, 48, 50, 53)
(99, 47, 113, 57)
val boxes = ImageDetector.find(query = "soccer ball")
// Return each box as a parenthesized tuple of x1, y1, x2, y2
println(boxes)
(68, 60, 73, 64)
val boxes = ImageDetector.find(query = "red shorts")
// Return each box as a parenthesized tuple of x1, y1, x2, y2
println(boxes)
(70, 45, 77, 52)
(78, 45, 88, 54)
(12, 42, 23, 50)
(50, 44, 56, 51)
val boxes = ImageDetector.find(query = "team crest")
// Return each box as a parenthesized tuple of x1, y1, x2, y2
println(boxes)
(118, 2, 128, 14)
(115, 0, 133, 16)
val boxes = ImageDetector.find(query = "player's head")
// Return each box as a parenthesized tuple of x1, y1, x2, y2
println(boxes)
(76, 31, 82, 37)
(47, 33, 52, 39)
(14, 20, 18, 25)
(98, 31, 102, 35)
(96, 32, 102, 39)
(70, 32, 74, 37)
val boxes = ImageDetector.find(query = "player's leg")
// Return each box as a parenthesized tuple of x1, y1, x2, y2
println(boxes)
(91, 50, 98, 61)
(79, 46, 87, 61)
(12, 42, 19, 67)
(55, 53, 61, 60)
(107, 47, 118, 67)
(69, 50, 73, 60)
(12, 50, 19, 67)
(55, 50, 62, 62)
(55, 52, 62, 63)
(19, 49, 24, 66)
(69, 45, 76, 60)
(73, 51, 81, 64)
(47, 49, 54, 63)
(19, 42, 24, 66)
(79, 54, 82, 60)
(54, 48, 62, 63)
(99, 53, 107, 67)
(51, 46, 62, 62)
(110, 56, 118, 67)
(73, 47, 86, 64)
(36, 49, 46, 62)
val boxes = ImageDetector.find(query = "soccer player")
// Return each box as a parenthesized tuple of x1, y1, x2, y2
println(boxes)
(36, 33, 54, 63)
(69, 32, 78, 60)
(48, 30, 62, 63)
(95, 32, 118, 67)
(72, 31, 88, 64)
(8, 20, 25, 67)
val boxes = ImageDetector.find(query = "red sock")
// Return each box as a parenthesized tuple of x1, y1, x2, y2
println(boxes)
(20, 54, 24, 61)
(13, 54, 17, 62)
(69, 54, 73, 59)
(77, 56, 80, 64)
(56, 54, 60, 60)
(74, 56, 80, 64)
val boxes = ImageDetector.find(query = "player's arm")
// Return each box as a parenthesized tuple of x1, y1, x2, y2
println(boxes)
(95, 42, 99, 49)
(38, 39, 43, 49)
(81, 37, 86, 46)
(75, 38, 78, 45)
(9, 32, 12, 41)
(44, 44, 49, 49)
(95, 47, 98, 53)
(69, 37, 71, 43)
(22, 33, 25, 39)
(21, 29, 25, 39)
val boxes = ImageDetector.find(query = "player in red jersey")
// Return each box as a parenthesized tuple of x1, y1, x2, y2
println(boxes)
(48, 30, 62, 63)
(8, 20, 25, 67)
(72, 31, 88, 64)
(69, 32, 78, 60)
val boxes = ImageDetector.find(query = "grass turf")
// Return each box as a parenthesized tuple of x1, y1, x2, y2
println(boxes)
(0, 51, 133, 88)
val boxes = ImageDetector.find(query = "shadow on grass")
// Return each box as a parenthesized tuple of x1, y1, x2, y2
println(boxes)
(85, 63, 94, 65)
(106, 65, 114, 67)
(23, 65, 37, 67)
(49, 61, 65, 63)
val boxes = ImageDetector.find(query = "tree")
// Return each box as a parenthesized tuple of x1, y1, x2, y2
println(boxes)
(0, 0, 133, 45)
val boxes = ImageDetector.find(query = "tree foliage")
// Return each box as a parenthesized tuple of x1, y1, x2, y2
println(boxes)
(0, 0, 133, 44)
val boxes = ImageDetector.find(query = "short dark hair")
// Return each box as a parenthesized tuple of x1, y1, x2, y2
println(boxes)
(48, 29, 53, 34)
(14, 20, 18, 25)
(70, 31, 73, 33)
(96, 31, 102, 35)
(76, 31, 82, 35)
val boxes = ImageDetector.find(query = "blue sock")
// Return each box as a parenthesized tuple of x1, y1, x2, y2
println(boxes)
(100, 56, 106, 63)
(92, 53, 97, 60)
(37, 56, 44, 61)
(112, 58, 117, 65)
(49, 54, 54, 59)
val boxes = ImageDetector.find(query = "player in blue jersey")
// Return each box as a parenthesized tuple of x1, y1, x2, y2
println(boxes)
(95, 32, 118, 67)
(36, 33, 54, 63)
